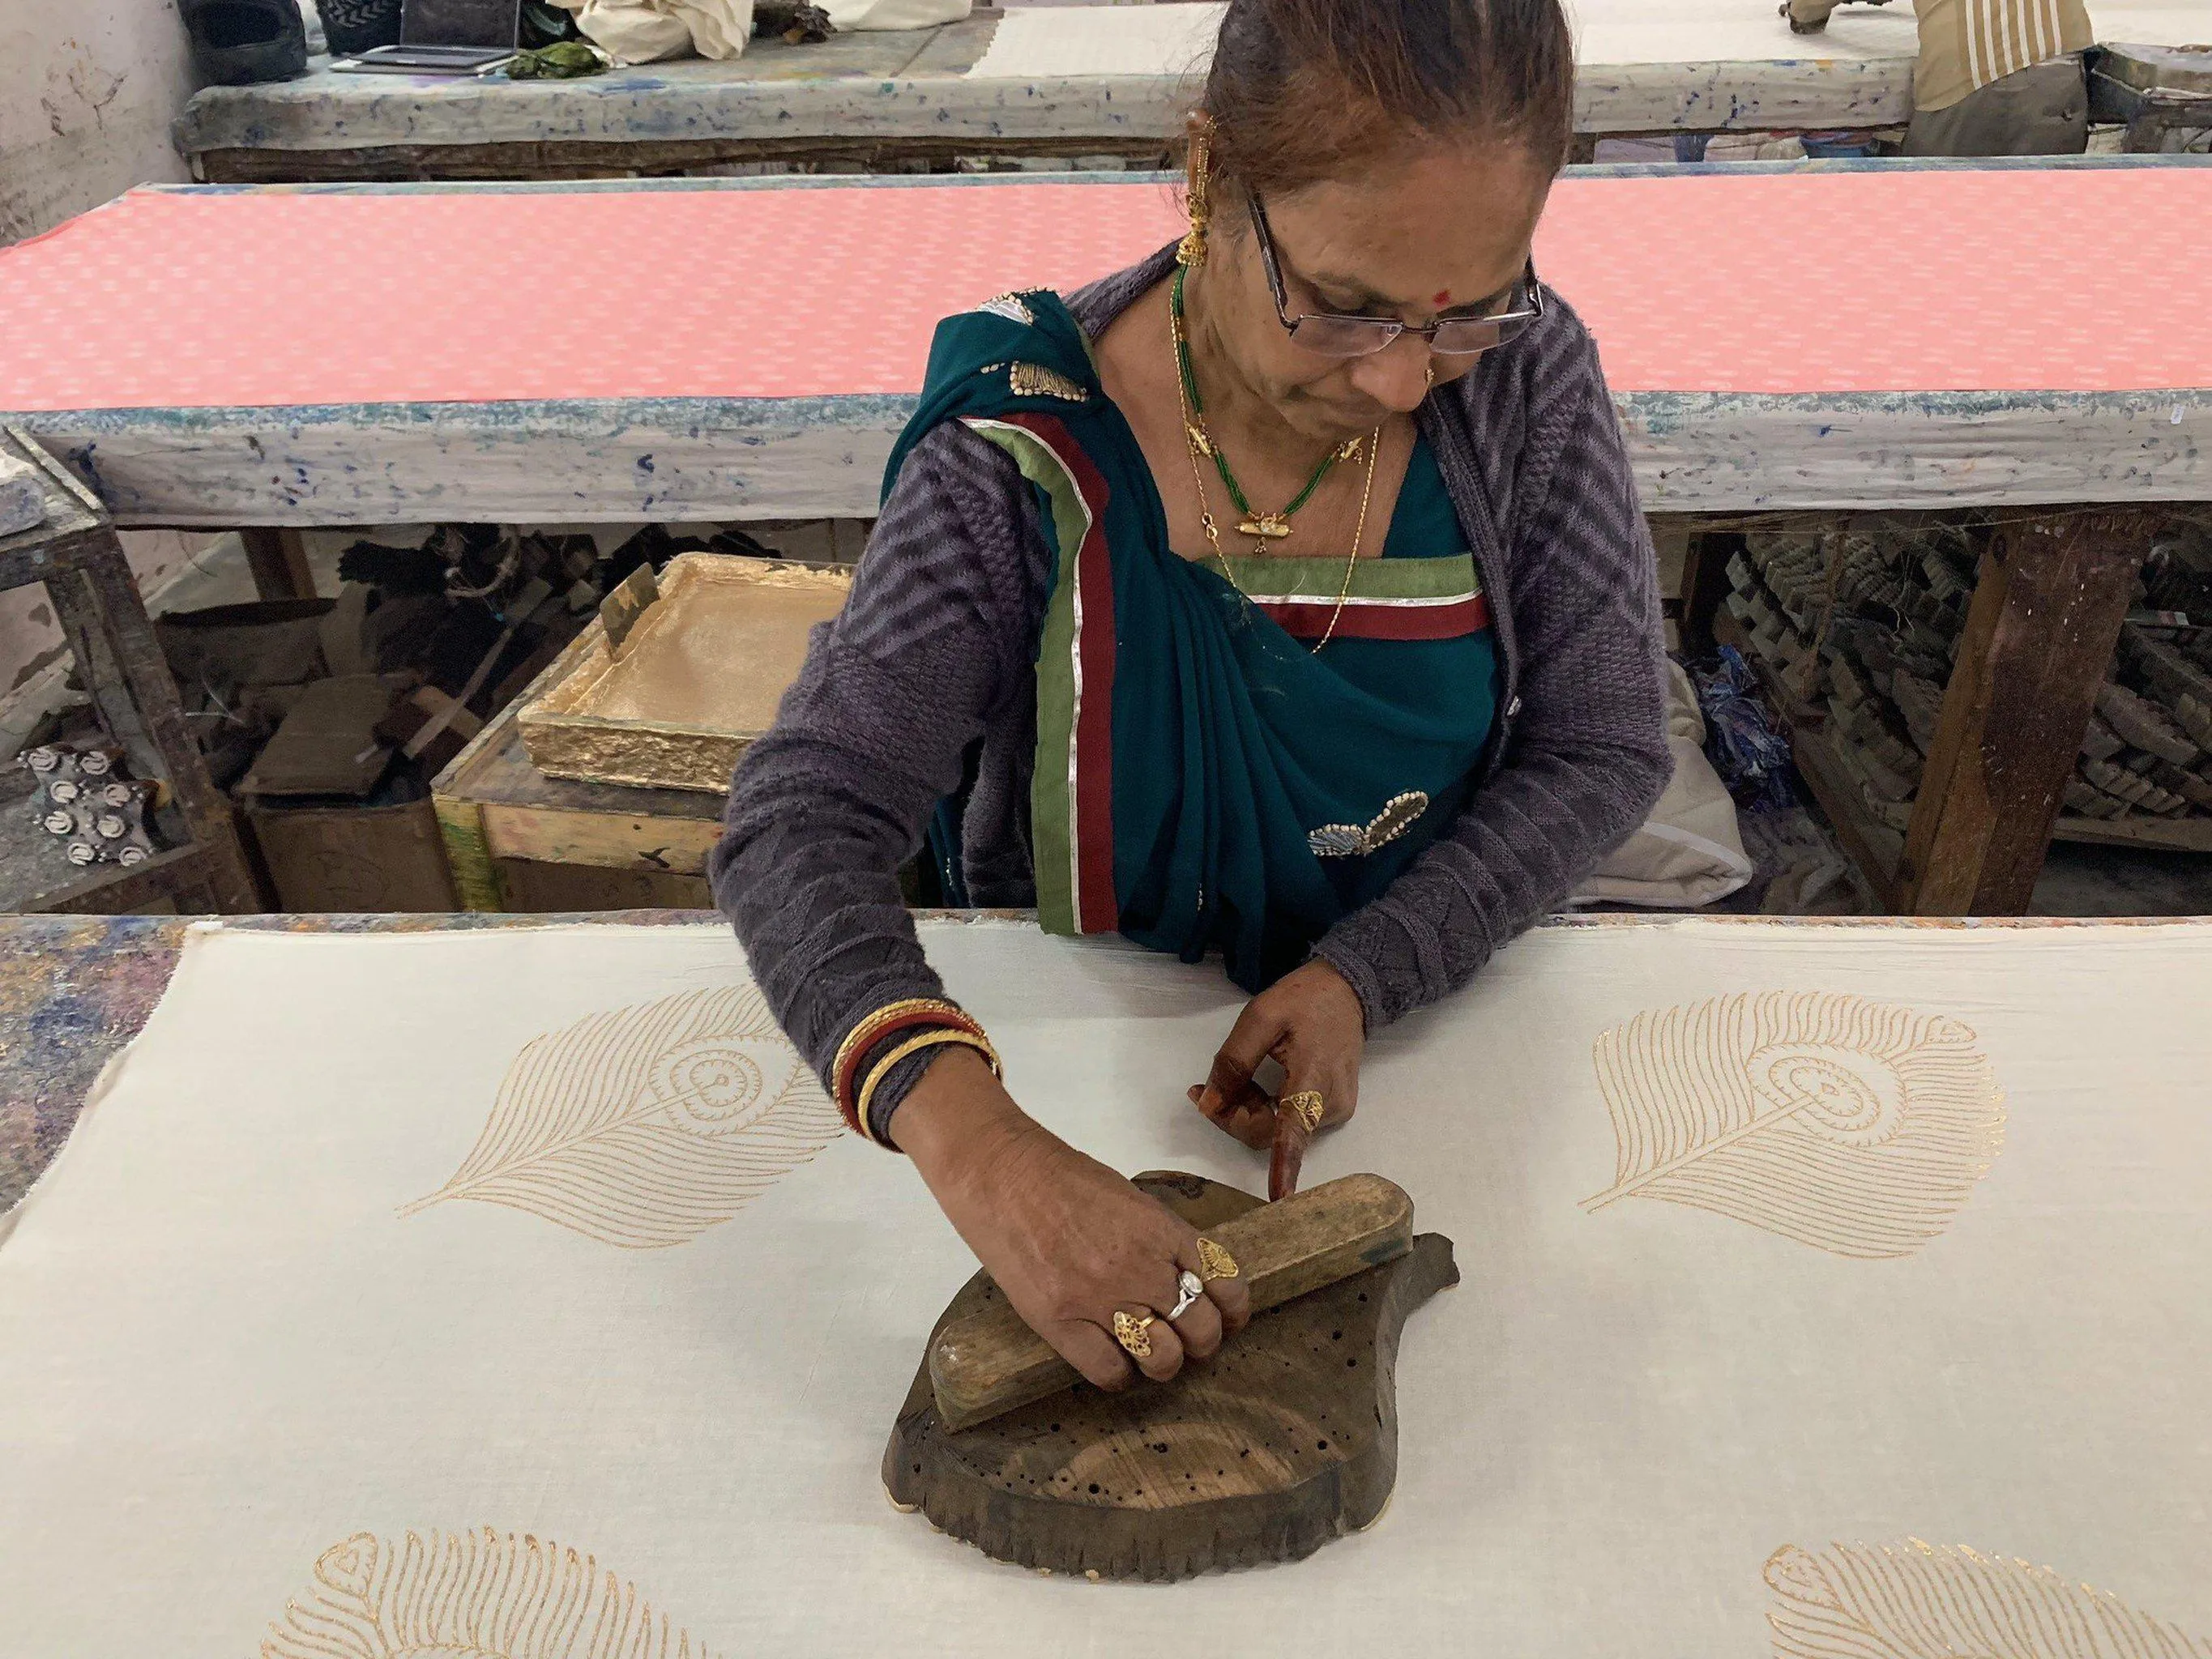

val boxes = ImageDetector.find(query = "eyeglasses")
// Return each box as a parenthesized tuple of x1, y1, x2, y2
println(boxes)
(1247, 194, 1544, 359)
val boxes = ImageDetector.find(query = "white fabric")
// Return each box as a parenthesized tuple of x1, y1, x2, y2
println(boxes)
(821, 0, 968, 32)
(4, 918, 2212, 1653)
(967, 3, 1225, 79)
(551, 0, 754, 63)
(1578, 661, 1754, 909)
(1574, 0, 1921, 66)
(961, 1, 2195, 87)
(966, 0, 1919, 81)
(2090, 0, 2212, 46)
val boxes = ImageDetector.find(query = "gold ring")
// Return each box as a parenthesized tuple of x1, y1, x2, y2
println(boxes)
(1196, 1238, 1239, 1282)
(1279, 1090, 1326, 1132)
(1111, 1310, 1156, 1360)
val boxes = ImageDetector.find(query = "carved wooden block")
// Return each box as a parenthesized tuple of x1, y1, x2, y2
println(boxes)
(882, 1172, 1457, 1582)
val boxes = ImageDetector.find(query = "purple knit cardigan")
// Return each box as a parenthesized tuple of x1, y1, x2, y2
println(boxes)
(710, 244, 1672, 1134)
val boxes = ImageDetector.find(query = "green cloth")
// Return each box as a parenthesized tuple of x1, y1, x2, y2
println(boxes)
(882, 288, 1501, 991)
(505, 41, 606, 79)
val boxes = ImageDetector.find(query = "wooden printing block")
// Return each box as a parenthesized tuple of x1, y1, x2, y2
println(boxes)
(882, 1173, 1457, 1582)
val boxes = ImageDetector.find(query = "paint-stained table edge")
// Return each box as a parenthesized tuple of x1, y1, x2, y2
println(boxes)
(11, 159, 2210, 526)
(173, 27, 1929, 163)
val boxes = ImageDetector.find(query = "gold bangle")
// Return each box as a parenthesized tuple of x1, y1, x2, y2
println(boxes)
(831, 996, 968, 1111)
(853, 1027, 1002, 1147)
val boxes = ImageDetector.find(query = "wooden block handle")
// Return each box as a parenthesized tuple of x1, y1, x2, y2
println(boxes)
(928, 1173, 1415, 1433)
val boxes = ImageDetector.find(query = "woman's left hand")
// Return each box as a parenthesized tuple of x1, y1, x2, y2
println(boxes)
(1188, 960, 1366, 1192)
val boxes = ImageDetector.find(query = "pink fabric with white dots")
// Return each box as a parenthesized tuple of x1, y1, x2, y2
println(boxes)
(0, 168, 2206, 412)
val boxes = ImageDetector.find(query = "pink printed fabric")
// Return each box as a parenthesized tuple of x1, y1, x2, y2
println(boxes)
(2, 168, 2209, 412)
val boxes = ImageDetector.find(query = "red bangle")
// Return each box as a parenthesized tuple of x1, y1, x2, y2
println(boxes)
(831, 1000, 992, 1137)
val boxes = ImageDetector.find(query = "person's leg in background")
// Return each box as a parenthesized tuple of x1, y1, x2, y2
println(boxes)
(1903, 54, 2090, 156)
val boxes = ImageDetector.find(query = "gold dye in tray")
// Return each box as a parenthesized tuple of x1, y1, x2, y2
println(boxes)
(517, 553, 851, 793)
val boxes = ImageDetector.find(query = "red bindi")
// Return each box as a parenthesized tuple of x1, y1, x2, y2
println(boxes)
(1432, 289, 1453, 305)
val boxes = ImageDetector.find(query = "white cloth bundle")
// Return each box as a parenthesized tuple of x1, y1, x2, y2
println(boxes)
(549, 0, 966, 61)
(1576, 660, 1755, 908)
(3, 918, 2210, 1653)
(549, 0, 754, 62)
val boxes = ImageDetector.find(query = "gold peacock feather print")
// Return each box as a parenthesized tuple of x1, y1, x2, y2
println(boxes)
(1765, 1539, 2212, 1658)
(1582, 992, 2005, 1259)
(399, 985, 842, 1248)
(262, 1527, 713, 1659)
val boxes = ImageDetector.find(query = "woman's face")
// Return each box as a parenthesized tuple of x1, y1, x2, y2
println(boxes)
(1210, 143, 1552, 443)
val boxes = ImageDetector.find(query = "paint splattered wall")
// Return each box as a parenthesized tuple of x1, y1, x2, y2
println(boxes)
(0, 0, 203, 247)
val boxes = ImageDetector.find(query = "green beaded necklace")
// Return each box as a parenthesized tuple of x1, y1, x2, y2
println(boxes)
(1171, 264, 1362, 542)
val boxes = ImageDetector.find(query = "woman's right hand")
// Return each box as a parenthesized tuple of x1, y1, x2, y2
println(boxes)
(891, 1047, 1250, 1390)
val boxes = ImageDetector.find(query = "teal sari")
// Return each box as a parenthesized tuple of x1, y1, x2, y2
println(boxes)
(885, 288, 1501, 992)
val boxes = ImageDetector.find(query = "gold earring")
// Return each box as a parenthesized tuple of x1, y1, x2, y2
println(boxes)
(1179, 116, 1215, 268)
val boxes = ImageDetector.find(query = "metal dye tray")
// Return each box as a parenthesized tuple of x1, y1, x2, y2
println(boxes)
(516, 552, 851, 793)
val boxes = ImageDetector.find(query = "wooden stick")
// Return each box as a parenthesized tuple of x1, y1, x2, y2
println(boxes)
(928, 1173, 1415, 1433)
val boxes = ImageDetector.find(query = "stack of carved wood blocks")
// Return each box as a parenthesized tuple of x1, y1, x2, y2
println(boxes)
(1724, 518, 2212, 835)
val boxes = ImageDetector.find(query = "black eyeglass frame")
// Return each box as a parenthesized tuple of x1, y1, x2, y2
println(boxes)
(1246, 194, 1544, 359)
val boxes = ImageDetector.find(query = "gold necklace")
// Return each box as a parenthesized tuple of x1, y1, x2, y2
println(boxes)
(1172, 266, 1359, 540)
(1170, 289, 1380, 655)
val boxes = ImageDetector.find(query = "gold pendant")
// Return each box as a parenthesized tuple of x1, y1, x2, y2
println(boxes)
(1238, 515, 1292, 539)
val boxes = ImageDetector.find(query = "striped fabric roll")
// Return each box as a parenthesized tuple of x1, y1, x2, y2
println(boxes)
(1914, 0, 2095, 112)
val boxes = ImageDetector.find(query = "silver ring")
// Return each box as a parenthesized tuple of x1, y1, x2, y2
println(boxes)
(1166, 1269, 1205, 1321)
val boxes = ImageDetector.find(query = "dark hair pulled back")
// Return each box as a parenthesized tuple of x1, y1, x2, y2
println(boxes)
(1197, 0, 1576, 196)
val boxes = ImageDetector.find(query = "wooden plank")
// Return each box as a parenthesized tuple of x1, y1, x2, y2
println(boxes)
(75, 531, 260, 912)
(480, 804, 723, 875)
(238, 527, 315, 601)
(431, 793, 504, 912)
(1900, 511, 2155, 915)
(493, 859, 711, 912)
(35, 845, 220, 917)
(2049, 813, 2212, 854)
(927, 1173, 1416, 1434)
(199, 133, 1176, 183)
(1899, 544, 2009, 902)
(1790, 727, 1907, 910)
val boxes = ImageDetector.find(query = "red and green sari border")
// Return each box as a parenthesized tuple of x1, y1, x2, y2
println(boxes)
(963, 414, 1119, 939)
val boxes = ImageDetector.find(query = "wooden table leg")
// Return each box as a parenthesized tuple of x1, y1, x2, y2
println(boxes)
(239, 527, 316, 600)
(1898, 510, 2154, 915)
(48, 530, 262, 913)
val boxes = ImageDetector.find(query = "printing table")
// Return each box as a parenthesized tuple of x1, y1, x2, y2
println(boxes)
(4, 158, 2204, 528)
(2, 157, 2206, 918)
(173, 1, 2209, 185)
(2, 911, 2210, 1652)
